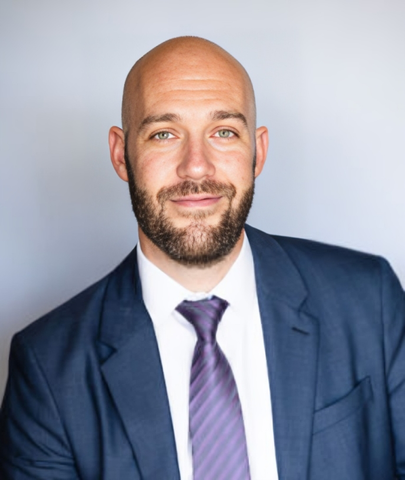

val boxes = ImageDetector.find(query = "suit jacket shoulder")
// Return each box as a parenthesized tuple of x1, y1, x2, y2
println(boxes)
(0, 246, 180, 479)
(13, 248, 139, 352)
(245, 224, 401, 318)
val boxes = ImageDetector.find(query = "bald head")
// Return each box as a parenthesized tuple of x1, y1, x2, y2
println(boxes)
(121, 36, 256, 135)
(108, 36, 269, 273)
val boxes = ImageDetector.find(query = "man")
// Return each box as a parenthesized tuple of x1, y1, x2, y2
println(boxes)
(1, 36, 405, 480)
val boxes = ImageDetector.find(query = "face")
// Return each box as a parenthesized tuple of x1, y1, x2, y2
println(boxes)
(125, 144, 255, 266)
(111, 45, 268, 266)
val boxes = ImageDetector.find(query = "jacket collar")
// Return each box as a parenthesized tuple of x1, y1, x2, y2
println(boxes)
(245, 224, 308, 309)
(246, 225, 319, 480)
(98, 248, 181, 480)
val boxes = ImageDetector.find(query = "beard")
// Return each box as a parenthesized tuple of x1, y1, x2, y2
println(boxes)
(125, 151, 255, 267)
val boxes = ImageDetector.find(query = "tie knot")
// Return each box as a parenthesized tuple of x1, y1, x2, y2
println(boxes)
(176, 295, 229, 343)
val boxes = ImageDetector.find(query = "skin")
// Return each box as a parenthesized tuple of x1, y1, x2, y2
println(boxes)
(109, 37, 269, 292)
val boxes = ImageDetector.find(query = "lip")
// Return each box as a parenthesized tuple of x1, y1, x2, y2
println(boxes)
(171, 195, 222, 208)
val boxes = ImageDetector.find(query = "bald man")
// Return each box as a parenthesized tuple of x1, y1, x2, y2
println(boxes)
(1, 37, 405, 480)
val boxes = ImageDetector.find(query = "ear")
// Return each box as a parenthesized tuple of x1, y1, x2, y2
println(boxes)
(109, 126, 128, 182)
(254, 126, 269, 178)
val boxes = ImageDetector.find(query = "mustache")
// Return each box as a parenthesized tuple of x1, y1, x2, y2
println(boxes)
(157, 180, 236, 206)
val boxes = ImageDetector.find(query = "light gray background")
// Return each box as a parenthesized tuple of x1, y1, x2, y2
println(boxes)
(1, 0, 404, 397)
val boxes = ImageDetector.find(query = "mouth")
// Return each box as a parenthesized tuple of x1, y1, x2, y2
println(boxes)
(171, 195, 222, 208)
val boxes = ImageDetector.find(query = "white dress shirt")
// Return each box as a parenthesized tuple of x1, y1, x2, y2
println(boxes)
(137, 233, 278, 479)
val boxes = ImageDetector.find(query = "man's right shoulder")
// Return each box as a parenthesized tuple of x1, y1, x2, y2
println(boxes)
(14, 247, 139, 350)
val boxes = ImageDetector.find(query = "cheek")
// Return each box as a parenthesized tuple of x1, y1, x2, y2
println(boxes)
(132, 152, 180, 192)
(216, 152, 255, 186)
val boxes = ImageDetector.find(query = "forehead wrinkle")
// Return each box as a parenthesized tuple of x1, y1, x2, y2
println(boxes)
(150, 77, 244, 96)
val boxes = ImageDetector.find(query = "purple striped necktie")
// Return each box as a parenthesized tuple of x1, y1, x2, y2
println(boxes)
(176, 295, 251, 480)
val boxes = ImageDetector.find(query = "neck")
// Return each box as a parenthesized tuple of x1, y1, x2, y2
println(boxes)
(138, 229, 245, 292)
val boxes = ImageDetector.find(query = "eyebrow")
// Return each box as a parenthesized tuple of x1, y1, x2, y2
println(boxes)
(211, 110, 248, 127)
(137, 110, 248, 133)
(138, 113, 182, 133)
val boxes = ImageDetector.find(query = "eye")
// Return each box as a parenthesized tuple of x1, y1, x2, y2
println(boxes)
(216, 129, 235, 138)
(154, 131, 173, 140)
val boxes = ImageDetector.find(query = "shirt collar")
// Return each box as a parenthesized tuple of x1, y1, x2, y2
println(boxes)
(210, 233, 256, 316)
(137, 231, 256, 326)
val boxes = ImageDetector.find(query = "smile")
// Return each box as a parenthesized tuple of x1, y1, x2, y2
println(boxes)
(171, 195, 222, 208)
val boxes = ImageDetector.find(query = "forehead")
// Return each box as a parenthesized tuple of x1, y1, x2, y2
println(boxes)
(131, 51, 254, 125)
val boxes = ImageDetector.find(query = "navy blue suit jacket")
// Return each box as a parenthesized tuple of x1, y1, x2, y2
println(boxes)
(1, 225, 405, 479)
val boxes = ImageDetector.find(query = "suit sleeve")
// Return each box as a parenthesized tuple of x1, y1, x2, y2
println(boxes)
(0, 333, 80, 479)
(380, 259, 405, 479)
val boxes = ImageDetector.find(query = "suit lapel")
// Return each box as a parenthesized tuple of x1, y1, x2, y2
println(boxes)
(98, 249, 180, 480)
(259, 297, 319, 480)
(247, 226, 319, 480)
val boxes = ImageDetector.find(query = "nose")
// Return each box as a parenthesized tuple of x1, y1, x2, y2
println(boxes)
(176, 136, 215, 180)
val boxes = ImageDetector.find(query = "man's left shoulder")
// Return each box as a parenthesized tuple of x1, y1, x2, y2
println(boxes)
(245, 224, 402, 297)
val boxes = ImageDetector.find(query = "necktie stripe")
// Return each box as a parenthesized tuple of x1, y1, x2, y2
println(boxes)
(175, 296, 250, 480)
(195, 418, 247, 479)
(191, 345, 218, 380)
(190, 348, 230, 403)
(217, 445, 250, 480)
(191, 381, 239, 446)
(193, 398, 242, 465)
(190, 342, 222, 383)
(190, 380, 225, 424)
(191, 344, 223, 378)
(190, 356, 236, 423)
(190, 363, 237, 420)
